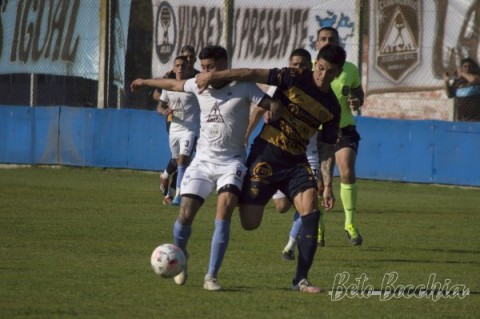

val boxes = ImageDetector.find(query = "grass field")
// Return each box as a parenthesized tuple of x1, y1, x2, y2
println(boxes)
(1, 166, 479, 318)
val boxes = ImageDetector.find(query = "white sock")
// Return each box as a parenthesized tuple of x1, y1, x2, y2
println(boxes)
(284, 236, 297, 251)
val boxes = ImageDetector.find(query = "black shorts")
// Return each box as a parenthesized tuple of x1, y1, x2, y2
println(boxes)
(240, 151, 317, 206)
(317, 125, 361, 154)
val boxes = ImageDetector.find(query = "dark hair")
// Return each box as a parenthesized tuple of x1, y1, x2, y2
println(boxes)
(316, 44, 346, 68)
(289, 48, 312, 62)
(317, 26, 340, 43)
(174, 55, 189, 63)
(181, 45, 196, 54)
(198, 45, 228, 61)
(460, 57, 480, 73)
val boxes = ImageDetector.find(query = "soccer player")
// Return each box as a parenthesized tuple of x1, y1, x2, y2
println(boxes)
(157, 56, 200, 206)
(281, 27, 365, 253)
(244, 48, 320, 261)
(155, 45, 200, 205)
(315, 27, 365, 246)
(131, 45, 277, 291)
(196, 44, 344, 293)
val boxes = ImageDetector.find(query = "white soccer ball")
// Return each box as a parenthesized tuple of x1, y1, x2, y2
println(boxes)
(150, 243, 186, 278)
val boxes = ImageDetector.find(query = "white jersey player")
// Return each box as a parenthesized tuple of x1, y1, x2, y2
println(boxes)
(158, 56, 200, 206)
(130, 45, 277, 291)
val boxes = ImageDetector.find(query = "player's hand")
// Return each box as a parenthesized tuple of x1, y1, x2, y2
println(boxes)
(130, 78, 145, 92)
(267, 100, 283, 122)
(321, 186, 335, 211)
(156, 106, 173, 116)
(348, 96, 361, 112)
(195, 73, 212, 93)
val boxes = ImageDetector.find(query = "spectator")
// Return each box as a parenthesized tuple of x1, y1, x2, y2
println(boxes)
(444, 57, 480, 122)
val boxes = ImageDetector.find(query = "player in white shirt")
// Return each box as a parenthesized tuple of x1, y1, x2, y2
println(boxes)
(158, 56, 200, 206)
(131, 45, 278, 291)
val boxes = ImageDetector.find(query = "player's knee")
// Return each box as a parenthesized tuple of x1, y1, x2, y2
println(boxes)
(275, 202, 291, 214)
(239, 205, 263, 230)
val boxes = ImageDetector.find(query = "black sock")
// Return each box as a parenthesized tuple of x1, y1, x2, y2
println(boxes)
(166, 159, 177, 175)
(170, 171, 177, 190)
(293, 210, 320, 285)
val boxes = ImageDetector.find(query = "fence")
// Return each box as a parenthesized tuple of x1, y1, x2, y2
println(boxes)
(1, 0, 479, 120)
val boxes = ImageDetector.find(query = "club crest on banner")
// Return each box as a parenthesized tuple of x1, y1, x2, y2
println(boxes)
(374, 0, 421, 83)
(155, 1, 177, 63)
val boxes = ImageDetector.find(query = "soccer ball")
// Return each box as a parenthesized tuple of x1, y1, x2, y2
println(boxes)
(150, 243, 186, 278)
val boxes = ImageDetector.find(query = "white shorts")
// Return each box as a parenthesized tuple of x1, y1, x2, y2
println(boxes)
(169, 130, 197, 158)
(180, 157, 247, 200)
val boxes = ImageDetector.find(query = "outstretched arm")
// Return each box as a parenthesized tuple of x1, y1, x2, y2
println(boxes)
(319, 142, 336, 210)
(131, 78, 186, 93)
(196, 69, 271, 93)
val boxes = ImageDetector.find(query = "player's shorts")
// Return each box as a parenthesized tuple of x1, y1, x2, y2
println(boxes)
(169, 130, 197, 158)
(180, 157, 247, 200)
(316, 125, 361, 155)
(271, 133, 319, 201)
(240, 156, 317, 206)
(335, 125, 361, 153)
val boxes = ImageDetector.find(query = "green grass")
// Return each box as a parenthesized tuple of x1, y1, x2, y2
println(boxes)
(0, 166, 479, 318)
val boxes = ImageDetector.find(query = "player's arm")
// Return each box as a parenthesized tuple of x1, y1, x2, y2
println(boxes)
(131, 78, 186, 93)
(318, 109, 340, 210)
(156, 100, 173, 116)
(245, 107, 267, 145)
(196, 68, 271, 92)
(319, 142, 336, 210)
(256, 95, 283, 122)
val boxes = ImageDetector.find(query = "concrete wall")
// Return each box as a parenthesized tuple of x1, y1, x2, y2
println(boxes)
(1, 106, 479, 187)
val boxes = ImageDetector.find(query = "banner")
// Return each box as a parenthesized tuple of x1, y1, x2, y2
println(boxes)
(112, 0, 132, 87)
(0, 0, 131, 87)
(151, 0, 361, 77)
(367, 0, 480, 94)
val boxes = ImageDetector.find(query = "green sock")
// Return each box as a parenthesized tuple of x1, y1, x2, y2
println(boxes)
(341, 183, 358, 228)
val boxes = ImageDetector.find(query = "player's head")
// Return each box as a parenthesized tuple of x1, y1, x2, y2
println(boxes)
(288, 48, 312, 70)
(180, 45, 197, 67)
(172, 56, 191, 80)
(198, 45, 228, 72)
(316, 26, 340, 50)
(313, 44, 345, 91)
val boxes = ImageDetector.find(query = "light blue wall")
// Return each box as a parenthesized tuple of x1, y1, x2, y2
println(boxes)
(1, 106, 479, 187)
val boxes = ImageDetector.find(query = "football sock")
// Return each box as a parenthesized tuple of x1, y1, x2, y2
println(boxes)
(173, 219, 192, 255)
(285, 212, 301, 251)
(170, 171, 177, 190)
(176, 164, 186, 196)
(166, 158, 178, 175)
(208, 219, 231, 277)
(341, 183, 358, 227)
(294, 210, 320, 284)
